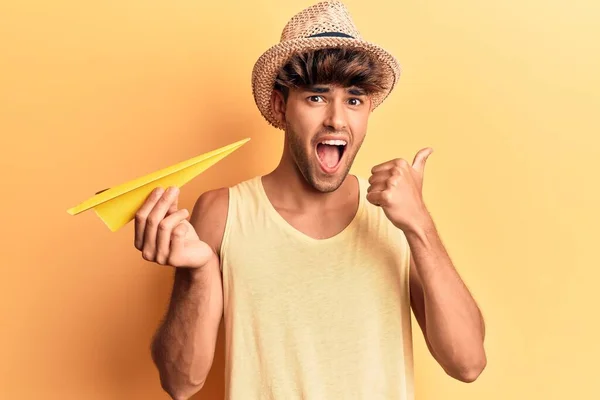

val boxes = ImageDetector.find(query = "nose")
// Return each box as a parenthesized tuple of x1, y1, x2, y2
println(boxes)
(323, 100, 348, 132)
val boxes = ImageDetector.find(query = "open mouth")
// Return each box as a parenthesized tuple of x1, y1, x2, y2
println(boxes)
(316, 139, 347, 173)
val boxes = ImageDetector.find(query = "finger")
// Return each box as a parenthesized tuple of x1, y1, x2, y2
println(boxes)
(412, 147, 433, 174)
(166, 188, 180, 216)
(368, 170, 390, 185)
(142, 186, 180, 261)
(155, 208, 189, 265)
(368, 168, 402, 186)
(368, 175, 400, 195)
(135, 187, 164, 250)
(367, 181, 385, 193)
(366, 190, 392, 207)
(168, 222, 189, 266)
(371, 158, 410, 174)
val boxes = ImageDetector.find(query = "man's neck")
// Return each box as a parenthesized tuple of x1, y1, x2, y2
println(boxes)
(261, 151, 356, 213)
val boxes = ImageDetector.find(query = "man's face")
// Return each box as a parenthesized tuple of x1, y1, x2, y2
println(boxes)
(274, 84, 372, 193)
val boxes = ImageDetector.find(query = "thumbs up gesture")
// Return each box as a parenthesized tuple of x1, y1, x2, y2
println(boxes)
(366, 147, 434, 232)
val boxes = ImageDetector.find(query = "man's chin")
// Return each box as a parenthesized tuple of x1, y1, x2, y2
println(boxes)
(311, 181, 340, 193)
(309, 168, 349, 193)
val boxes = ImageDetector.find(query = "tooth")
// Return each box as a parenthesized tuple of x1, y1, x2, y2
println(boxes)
(321, 139, 347, 146)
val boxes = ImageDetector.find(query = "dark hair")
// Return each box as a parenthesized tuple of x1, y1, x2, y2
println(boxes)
(274, 47, 388, 101)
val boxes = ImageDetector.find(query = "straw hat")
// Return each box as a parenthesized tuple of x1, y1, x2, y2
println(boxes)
(251, 0, 402, 130)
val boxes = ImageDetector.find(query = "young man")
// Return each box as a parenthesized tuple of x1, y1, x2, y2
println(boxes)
(141, 2, 486, 399)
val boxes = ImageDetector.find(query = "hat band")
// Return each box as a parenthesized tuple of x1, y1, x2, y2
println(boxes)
(307, 32, 354, 39)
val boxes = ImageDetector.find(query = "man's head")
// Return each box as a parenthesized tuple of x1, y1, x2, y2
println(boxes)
(270, 47, 388, 192)
(250, 1, 401, 192)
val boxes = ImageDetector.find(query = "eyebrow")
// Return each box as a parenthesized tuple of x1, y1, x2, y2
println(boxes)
(348, 87, 367, 96)
(306, 86, 331, 93)
(305, 85, 367, 96)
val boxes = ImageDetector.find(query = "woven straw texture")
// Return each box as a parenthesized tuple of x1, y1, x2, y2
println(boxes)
(251, 0, 401, 130)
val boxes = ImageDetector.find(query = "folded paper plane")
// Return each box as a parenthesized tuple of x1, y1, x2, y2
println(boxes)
(67, 137, 250, 232)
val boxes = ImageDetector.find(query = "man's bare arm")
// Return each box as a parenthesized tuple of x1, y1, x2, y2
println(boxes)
(408, 221, 487, 383)
(150, 188, 229, 400)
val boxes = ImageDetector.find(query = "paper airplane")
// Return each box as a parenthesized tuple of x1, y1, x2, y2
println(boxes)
(67, 137, 250, 232)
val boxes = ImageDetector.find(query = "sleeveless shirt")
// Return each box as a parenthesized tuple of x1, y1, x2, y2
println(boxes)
(220, 175, 415, 400)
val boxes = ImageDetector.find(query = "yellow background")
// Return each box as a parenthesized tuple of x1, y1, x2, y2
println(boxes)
(2, 0, 598, 399)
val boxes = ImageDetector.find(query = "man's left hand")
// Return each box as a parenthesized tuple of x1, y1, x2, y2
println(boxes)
(366, 147, 434, 232)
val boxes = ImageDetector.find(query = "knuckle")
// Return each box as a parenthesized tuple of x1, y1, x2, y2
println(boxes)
(134, 212, 146, 224)
(146, 215, 159, 228)
(157, 220, 170, 232)
(142, 250, 153, 261)
(155, 254, 167, 265)
(383, 191, 392, 202)
(172, 223, 187, 238)
(166, 254, 178, 267)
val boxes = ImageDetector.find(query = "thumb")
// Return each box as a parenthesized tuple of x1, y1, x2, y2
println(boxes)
(412, 147, 433, 174)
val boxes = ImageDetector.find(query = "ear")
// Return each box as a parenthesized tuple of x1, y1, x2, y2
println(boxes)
(271, 90, 286, 126)
(368, 95, 376, 112)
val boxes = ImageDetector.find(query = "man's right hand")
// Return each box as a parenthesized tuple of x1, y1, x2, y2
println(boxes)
(134, 186, 214, 269)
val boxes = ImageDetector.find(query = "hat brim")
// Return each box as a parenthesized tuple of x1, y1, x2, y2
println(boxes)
(251, 37, 402, 130)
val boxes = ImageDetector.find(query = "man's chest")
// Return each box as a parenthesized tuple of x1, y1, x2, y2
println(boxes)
(275, 206, 358, 240)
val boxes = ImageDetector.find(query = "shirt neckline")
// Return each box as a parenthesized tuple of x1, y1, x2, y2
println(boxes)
(255, 174, 365, 244)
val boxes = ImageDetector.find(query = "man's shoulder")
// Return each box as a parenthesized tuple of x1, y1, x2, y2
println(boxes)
(193, 175, 258, 208)
(353, 174, 370, 186)
(352, 174, 371, 197)
(189, 175, 259, 254)
(188, 188, 228, 255)
(193, 187, 228, 214)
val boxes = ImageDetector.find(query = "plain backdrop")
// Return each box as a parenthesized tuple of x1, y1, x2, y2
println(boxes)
(1, 0, 599, 399)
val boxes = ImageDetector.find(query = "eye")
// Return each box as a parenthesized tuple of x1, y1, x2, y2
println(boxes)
(308, 95, 324, 103)
(348, 98, 362, 106)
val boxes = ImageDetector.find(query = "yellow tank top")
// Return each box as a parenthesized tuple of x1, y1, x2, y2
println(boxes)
(220, 175, 415, 400)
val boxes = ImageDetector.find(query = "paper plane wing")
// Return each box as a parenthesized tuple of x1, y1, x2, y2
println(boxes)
(67, 137, 250, 232)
